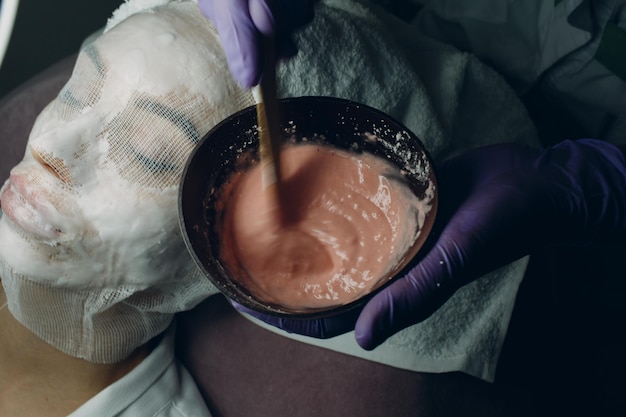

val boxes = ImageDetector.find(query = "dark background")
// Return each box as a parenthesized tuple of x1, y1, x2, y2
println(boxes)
(0, 0, 122, 98)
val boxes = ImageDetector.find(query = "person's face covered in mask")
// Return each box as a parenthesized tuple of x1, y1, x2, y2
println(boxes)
(0, 1, 253, 363)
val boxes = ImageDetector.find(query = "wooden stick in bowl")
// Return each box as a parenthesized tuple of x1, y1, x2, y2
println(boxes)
(255, 36, 283, 216)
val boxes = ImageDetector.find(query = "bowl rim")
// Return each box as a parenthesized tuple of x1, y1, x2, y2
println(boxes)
(179, 96, 438, 319)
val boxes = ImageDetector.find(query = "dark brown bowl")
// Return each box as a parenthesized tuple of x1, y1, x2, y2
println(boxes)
(179, 96, 437, 318)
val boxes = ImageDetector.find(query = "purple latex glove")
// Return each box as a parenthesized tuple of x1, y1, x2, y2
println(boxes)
(235, 139, 626, 349)
(198, 0, 317, 88)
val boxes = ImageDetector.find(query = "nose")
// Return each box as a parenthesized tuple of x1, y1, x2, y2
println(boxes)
(30, 145, 73, 184)
(27, 116, 101, 186)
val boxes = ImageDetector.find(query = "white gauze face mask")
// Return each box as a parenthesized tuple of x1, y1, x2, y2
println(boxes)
(0, 1, 253, 363)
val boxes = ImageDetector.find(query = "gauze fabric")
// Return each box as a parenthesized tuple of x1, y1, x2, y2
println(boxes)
(0, 1, 253, 363)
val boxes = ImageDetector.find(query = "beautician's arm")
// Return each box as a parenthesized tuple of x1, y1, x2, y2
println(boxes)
(236, 139, 626, 349)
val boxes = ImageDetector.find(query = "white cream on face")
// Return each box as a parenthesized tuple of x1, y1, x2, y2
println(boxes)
(0, 4, 247, 289)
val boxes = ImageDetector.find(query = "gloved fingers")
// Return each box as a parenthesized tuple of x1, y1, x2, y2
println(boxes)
(199, 0, 262, 87)
(354, 242, 460, 350)
(353, 160, 542, 350)
(230, 300, 360, 338)
(249, 0, 275, 35)
(351, 156, 487, 351)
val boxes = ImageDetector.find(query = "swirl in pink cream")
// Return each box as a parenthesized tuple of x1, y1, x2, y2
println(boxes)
(216, 144, 431, 310)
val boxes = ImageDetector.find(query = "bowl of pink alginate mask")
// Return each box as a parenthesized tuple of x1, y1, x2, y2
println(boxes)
(179, 96, 438, 318)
